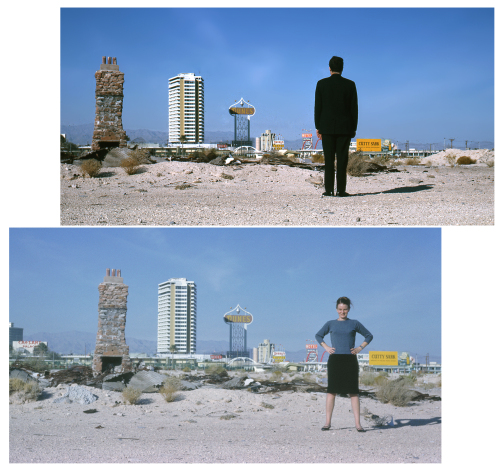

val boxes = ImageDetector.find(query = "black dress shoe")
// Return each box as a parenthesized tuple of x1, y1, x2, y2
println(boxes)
(336, 192, 350, 197)
(322, 191, 333, 197)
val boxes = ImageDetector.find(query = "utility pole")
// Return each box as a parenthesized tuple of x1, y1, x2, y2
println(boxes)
(449, 138, 455, 149)
(465, 140, 468, 150)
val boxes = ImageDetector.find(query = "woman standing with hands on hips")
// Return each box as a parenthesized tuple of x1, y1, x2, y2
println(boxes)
(315, 296, 373, 432)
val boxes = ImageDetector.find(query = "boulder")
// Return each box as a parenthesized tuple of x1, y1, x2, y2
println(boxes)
(127, 370, 165, 393)
(53, 385, 98, 405)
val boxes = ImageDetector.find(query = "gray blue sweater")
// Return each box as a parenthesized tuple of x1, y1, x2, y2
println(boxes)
(315, 318, 373, 354)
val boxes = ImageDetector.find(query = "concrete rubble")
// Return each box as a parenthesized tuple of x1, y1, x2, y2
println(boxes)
(53, 385, 98, 405)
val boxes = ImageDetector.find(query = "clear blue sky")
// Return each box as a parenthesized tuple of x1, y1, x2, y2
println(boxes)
(60, 7, 494, 147)
(10, 227, 441, 360)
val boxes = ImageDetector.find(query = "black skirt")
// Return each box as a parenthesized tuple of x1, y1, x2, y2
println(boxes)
(327, 354, 359, 394)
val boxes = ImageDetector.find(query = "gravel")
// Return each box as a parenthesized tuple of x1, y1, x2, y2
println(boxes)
(60, 155, 494, 226)
(10, 371, 441, 463)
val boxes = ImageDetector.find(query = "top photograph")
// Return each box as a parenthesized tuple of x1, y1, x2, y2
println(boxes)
(60, 8, 494, 226)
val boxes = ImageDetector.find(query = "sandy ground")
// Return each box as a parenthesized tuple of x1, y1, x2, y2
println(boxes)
(9, 371, 441, 463)
(60, 151, 494, 226)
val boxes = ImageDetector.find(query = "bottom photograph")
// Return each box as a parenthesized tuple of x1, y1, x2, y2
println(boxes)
(9, 227, 441, 464)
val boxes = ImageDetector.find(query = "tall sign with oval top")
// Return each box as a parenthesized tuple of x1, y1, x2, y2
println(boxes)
(228, 98, 255, 147)
(224, 304, 252, 358)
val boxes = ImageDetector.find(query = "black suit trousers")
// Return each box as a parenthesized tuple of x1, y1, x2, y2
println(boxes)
(322, 134, 351, 194)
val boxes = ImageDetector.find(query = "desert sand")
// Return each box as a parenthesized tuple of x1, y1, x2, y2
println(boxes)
(9, 370, 441, 463)
(60, 150, 494, 226)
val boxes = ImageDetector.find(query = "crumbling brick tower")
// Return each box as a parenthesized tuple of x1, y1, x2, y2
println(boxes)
(92, 268, 132, 375)
(91, 56, 128, 151)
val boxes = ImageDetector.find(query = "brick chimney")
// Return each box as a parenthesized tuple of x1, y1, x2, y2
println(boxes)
(91, 57, 128, 151)
(92, 268, 132, 374)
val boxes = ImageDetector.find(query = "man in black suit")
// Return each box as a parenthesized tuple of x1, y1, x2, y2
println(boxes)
(314, 56, 358, 197)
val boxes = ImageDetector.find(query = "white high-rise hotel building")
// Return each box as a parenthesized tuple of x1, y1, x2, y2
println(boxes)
(168, 73, 204, 144)
(157, 278, 197, 354)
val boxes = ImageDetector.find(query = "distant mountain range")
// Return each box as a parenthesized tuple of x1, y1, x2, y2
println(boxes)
(60, 124, 307, 150)
(23, 330, 308, 361)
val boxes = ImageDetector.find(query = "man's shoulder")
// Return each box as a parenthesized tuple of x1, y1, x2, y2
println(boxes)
(317, 75, 356, 87)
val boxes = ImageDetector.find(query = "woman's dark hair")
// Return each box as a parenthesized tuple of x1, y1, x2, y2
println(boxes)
(329, 56, 344, 74)
(336, 296, 352, 309)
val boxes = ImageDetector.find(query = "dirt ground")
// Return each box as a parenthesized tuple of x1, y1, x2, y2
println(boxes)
(9, 371, 441, 463)
(60, 160, 494, 226)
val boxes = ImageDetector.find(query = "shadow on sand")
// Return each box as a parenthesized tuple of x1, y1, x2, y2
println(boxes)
(351, 184, 435, 197)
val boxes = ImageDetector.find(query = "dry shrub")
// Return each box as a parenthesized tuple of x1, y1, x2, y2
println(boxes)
(347, 151, 371, 176)
(80, 159, 102, 177)
(175, 183, 192, 190)
(204, 365, 228, 378)
(120, 156, 140, 175)
(9, 378, 26, 395)
(486, 160, 494, 168)
(221, 173, 234, 180)
(182, 366, 191, 373)
(10, 380, 42, 402)
(376, 378, 415, 407)
(445, 154, 457, 165)
(220, 414, 237, 420)
(359, 372, 376, 386)
(404, 158, 421, 166)
(312, 153, 325, 164)
(159, 376, 182, 402)
(122, 386, 142, 405)
(271, 370, 283, 382)
(261, 402, 274, 409)
(456, 156, 477, 165)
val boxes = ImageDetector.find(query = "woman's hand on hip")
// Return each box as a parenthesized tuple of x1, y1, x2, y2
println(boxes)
(350, 347, 362, 355)
(327, 346, 335, 354)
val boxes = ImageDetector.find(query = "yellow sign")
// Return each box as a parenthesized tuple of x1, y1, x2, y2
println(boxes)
(357, 139, 382, 152)
(224, 314, 253, 324)
(229, 107, 255, 116)
(369, 351, 398, 366)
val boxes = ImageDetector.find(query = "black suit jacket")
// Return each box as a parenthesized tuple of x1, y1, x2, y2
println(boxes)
(314, 74, 358, 136)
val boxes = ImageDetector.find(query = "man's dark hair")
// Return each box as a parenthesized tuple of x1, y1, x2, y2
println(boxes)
(329, 56, 344, 74)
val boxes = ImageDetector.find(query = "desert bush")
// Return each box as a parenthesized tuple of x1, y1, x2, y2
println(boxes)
(9, 378, 26, 395)
(359, 372, 376, 386)
(271, 370, 283, 382)
(220, 414, 236, 420)
(120, 156, 140, 175)
(404, 158, 421, 166)
(311, 153, 325, 164)
(486, 160, 494, 168)
(376, 379, 415, 407)
(159, 377, 181, 403)
(80, 159, 102, 177)
(204, 365, 228, 378)
(261, 402, 274, 409)
(445, 154, 457, 165)
(302, 372, 316, 383)
(374, 375, 389, 386)
(182, 366, 191, 373)
(11, 380, 42, 402)
(122, 386, 142, 405)
(347, 152, 371, 177)
(456, 156, 477, 165)
(422, 382, 436, 390)
(21, 357, 51, 372)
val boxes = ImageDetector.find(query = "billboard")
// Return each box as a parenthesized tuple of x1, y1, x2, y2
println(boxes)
(273, 140, 284, 150)
(369, 351, 398, 366)
(306, 344, 318, 349)
(13, 341, 48, 353)
(273, 351, 286, 362)
(357, 139, 382, 152)
(302, 133, 313, 138)
(224, 313, 253, 324)
(229, 106, 255, 116)
(210, 354, 223, 360)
